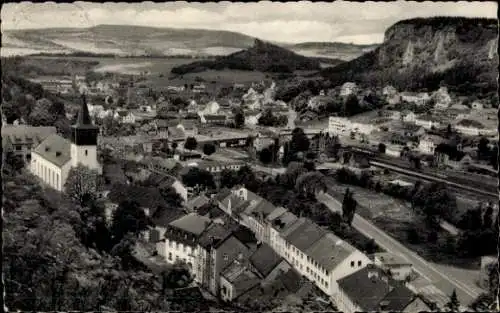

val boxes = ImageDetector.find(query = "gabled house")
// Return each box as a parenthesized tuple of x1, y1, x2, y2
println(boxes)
(114, 110, 136, 124)
(200, 114, 228, 125)
(415, 114, 441, 130)
(336, 264, 430, 313)
(418, 135, 447, 155)
(373, 252, 413, 281)
(2, 125, 57, 163)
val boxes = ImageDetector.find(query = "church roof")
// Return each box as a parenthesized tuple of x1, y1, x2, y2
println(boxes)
(33, 134, 72, 167)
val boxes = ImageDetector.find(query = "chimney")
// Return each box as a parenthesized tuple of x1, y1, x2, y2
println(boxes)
(367, 264, 379, 280)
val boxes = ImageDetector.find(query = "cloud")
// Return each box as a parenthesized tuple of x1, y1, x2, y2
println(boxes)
(1, 1, 497, 44)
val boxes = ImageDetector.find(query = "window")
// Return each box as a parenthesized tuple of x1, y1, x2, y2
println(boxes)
(358, 260, 362, 267)
(325, 282, 329, 288)
(168, 253, 172, 261)
(351, 261, 355, 267)
(183, 246, 186, 253)
(223, 254, 229, 261)
(85, 149, 88, 156)
(15, 145, 22, 151)
(306, 267, 310, 274)
(169, 241, 173, 248)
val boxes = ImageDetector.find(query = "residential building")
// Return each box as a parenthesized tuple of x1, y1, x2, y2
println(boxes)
(454, 119, 490, 136)
(244, 111, 262, 127)
(114, 110, 136, 124)
(29, 97, 101, 191)
(154, 119, 170, 138)
(418, 135, 446, 155)
(340, 82, 358, 97)
(200, 114, 228, 125)
(351, 122, 375, 135)
(242, 87, 263, 110)
(400, 92, 430, 106)
(160, 213, 212, 270)
(145, 172, 188, 202)
(108, 184, 167, 218)
(201, 101, 220, 115)
(471, 101, 484, 110)
(382, 85, 398, 97)
(189, 159, 245, 174)
(280, 218, 372, 296)
(193, 83, 206, 93)
(401, 110, 416, 123)
(267, 211, 299, 256)
(336, 264, 430, 313)
(220, 257, 261, 301)
(2, 125, 57, 163)
(415, 114, 441, 130)
(373, 252, 413, 281)
(185, 194, 211, 212)
(432, 87, 452, 109)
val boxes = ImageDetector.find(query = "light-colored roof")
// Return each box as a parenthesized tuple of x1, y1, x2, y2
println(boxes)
(186, 194, 210, 211)
(374, 252, 412, 266)
(168, 213, 212, 236)
(284, 218, 326, 251)
(33, 134, 72, 167)
(305, 232, 356, 272)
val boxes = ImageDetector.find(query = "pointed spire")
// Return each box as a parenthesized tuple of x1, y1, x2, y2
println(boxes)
(76, 93, 92, 125)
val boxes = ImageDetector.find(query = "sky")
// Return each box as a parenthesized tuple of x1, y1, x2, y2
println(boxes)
(2, 1, 497, 44)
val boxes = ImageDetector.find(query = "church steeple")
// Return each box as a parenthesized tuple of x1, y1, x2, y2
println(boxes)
(75, 94, 92, 126)
(71, 94, 99, 146)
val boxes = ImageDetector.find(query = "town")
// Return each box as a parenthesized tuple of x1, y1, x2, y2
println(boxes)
(2, 2, 499, 313)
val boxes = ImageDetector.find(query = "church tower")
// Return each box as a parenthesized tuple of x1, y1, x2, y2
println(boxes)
(70, 94, 101, 173)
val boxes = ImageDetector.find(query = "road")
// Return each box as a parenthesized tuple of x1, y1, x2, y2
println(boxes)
(316, 192, 484, 308)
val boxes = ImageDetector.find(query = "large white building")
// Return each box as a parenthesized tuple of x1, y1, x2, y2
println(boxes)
(30, 96, 101, 191)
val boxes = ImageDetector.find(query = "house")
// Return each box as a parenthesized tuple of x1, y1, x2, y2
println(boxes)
(245, 111, 262, 127)
(434, 144, 473, 170)
(141, 156, 180, 175)
(114, 110, 136, 124)
(454, 119, 486, 136)
(154, 119, 170, 138)
(138, 104, 153, 113)
(191, 160, 245, 174)
(350, 122, 375, 135)
(415, 114, 441, 130)
(382, 85, 398, 97)
(400, 92, 430, 106)
(185, 194, 211, 212)
(432, 87, 452, 109)
(373, 252, 413, 281)
(401, 110, 416, 123)
(200, 114, 228, 125)
(220, 257, 261, 301)
(168, 127, 186, 141)
(267, 211, 299, 256)
(2, 125, 57, 163)
(336, 264, 430, 313)
(160, 213, 213, 271)
(418, 134, 447, 155)
(340, 150, 370, 169)
(146, 172, 188, 202)
(193, 84, 206, 93)
(381, 110, 401, 121)
(240, 198, 279, 242)
(208, 228, 257, 296)
(202, 101, 220, 115)
(471, 101, 484, 110)
(29, 97, 101, 191)
(340, 82, 358, 97)
(242, 87, 263, 110)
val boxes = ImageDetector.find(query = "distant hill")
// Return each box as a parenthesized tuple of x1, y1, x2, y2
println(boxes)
(321, 17, 498, 96)
(285, 42, 380, 61)
(3, 25, 374, 61)
(170, 39, 324, 75)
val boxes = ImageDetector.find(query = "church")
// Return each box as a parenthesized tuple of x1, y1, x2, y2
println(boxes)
(30, 95, 102, 192)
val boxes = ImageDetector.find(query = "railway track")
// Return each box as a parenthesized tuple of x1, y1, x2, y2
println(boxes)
(369, 159, 498, 198)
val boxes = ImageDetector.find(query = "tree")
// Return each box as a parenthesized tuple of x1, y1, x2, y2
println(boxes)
(181, 167, 216, 190)
(342, 188, 357, 226)
(295, 171, 327, 198)
(234, 110, 245, 128)
(220, 169, 239, 189)
(483, 204, 494, 229)
(378, 143, 386, 154)
(477, 137, 491, 160)
(64, 164, 100, 205)
(110, 200, 150, 244)
(445, 289, 460, 312)
(259, 147, 273, 164)
(343, 94, 361, 116)
(202, 143, 216, 156)
(184, 137, 198, 151)
(412, 182, 456, 228)
(29, 98, 55, 125)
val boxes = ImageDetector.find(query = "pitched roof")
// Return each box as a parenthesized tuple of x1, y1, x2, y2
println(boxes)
(204, 114, 227, 121)
(265, 207, 288, 222)
(338, 265, 393, 311)
(108, 184, 165, 212)
(250, 243, 283, 277)
(168, 213, 212, 236)
(284, 218, 327, 252)
(249, 199, 278, 219)
(271, 211, 299, 233)
(198, 222, 233, 249)
(186, 194, 211, 211)
(169, 127, 186, 140)
(214, 189, 232, 202)
(2, 125, 57, 148)
(277, 268, 303, 293)
(33, 134, 72, 167)
(380, 285, 417, 311)
(146, 172, 176, 189)
(305, 233, 356, 272)
(221, 193, 245, 212)
(221, 260, 261, 297)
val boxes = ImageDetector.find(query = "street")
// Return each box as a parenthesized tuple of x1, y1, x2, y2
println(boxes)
(317, 192, 485, 308)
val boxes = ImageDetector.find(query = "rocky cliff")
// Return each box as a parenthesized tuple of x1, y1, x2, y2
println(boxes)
(322, 17, 498, 96)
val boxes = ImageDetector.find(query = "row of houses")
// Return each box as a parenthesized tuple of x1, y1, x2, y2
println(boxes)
(154, 187, 431, 312)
